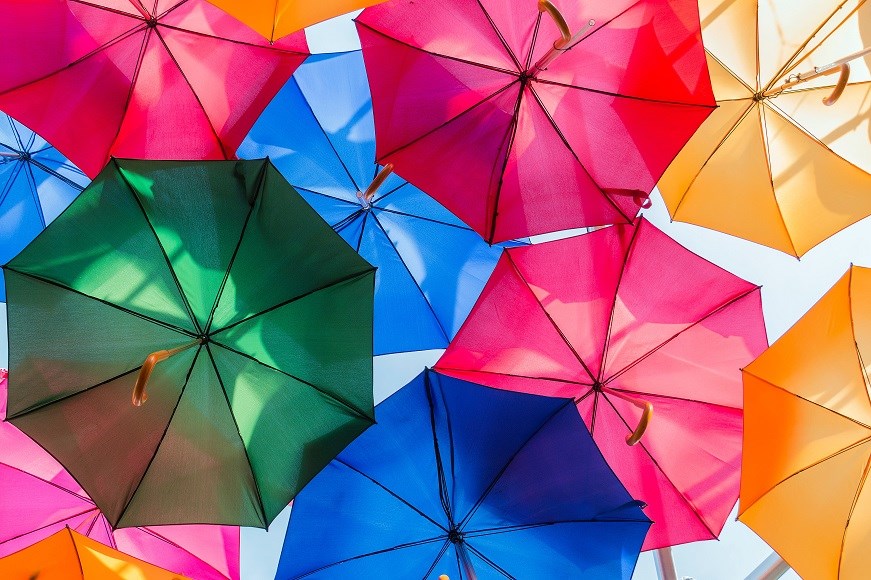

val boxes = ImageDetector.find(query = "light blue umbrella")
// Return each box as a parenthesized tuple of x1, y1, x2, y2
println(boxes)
(239, 51, 523, 355)
(0, 113, 88, 300)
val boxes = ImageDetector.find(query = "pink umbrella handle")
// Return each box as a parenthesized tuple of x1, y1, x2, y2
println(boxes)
(602, 388, 653, 446)
(537, 0, 571, 49)
(132, 340, 202, 406)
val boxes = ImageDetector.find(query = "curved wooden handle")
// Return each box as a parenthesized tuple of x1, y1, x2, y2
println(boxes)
(603, 387, 653, 446)
(132, 340, 201, 406)
(538, 0, 571, 49)
(362, 163, 394, 201)
(823, 63, 850, 106)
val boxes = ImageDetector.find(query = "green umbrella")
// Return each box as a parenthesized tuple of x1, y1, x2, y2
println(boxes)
(2, 158, 376, 529)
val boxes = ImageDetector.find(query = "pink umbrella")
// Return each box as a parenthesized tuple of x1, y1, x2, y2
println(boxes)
(0, 0, 308, 178)
(0, 370, 239, 579)
(434, 219, 768, 549)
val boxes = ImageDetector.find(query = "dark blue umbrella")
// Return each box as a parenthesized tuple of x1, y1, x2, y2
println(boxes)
(0, 113, 88, 301)
(238, 51, 522, 355)
(276, 369, 650, 579)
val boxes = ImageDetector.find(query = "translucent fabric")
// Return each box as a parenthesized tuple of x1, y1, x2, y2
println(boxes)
(239, 50, 523, 354)
(435, 219, 768, 550)
(0, 370, 239, 579)
(0, 114, 88, 301)
(277, 370, 650, 579)
(740, 266, 871, 580)
(0, 0, 308, 178)
(659, 0, 871, 257)
(3, 159, 376, 529)
(356, 0, 715, 242)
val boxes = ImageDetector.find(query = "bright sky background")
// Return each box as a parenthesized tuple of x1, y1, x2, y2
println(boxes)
(5, 7, 871, 580)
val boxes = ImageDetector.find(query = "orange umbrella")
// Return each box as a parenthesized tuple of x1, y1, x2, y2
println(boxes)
(0, 527, 184, 579)
(741, 265, 871, 579)
(206, 0, 385, 41)
(659, 0, 871, 257)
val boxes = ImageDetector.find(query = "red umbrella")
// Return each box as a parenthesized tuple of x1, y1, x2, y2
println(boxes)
(434, 218, 768, 549)
(0, 0, 308, 178)
(356, 0, 715, 243)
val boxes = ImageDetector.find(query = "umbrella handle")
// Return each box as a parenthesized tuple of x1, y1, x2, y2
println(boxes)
(602, 388, 653, 446)
(538, 0, 572, 49)
(132, 340, 202, 406)
(360, 163, 394, 202)
(823, 63, 850, 106)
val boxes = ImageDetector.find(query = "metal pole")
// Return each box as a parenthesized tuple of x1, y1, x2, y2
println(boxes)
(746, 552, 790, 580)
(653, 547, 678, 580)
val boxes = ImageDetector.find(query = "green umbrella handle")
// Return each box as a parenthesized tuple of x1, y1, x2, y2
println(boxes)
(602, 388, 653, 446)
(132, 340, 202, 406)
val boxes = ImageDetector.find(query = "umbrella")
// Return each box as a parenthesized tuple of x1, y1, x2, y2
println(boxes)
(0, 371, 239, 580)
(0, 113, 88, 301)
(435, 218, 768, 549)
(0, 0, 308, 178)
(659, 0, 871, 257)
(0, 527, 184, 579)
(239, 50, 522, 355)
(355, 0, 716, 243)
(2, 158, 376, 529)
(277, 369, 651, 579)
(740, 265, 871, 579)
(205, 0, 386, 42)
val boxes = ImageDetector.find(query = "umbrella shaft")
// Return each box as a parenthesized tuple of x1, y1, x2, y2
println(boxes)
(530, 19, 595, 74)
(763, 44, 871, 96)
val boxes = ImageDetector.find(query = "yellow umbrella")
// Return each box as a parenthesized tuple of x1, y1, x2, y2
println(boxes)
(659, 0, 871, 257)
(206, 0, 385, 41)
(741, 265, 871, 579)
(0, 527, 184, 579)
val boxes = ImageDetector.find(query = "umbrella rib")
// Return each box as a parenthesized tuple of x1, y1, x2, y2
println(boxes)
(27, 158, 88, 192)
(602, 285, 762, 386)
(837, 452, 871, 577)
(532, 77, 719, 109)
(433, 366, 592, 388)
(523, 10, 544, 72)
(370, 181, 409, 205)
(374, 207, 474, 233)
(103, 518, 117, 549)
(474, 0, 523, 70)
(334, 458, 447, 531)
(464, 518, 653, 539)
(112, 346, 204, 528)
(525, 85, 634, 224)
(68, 0, 146, 20)
(8, 115, 26, 151)
(292, 185, 360, 208)
(155, 22, 308, 55)
(23, 161, 46, 228)
(0, 507, 98, 548)
(207, 341, 374, 423)
(134, 525, 224, 574)
(204, 345, 269, 527)
(707, 50, 756, 96)
(485, 80, 524, 243)
(602, 387, 742, 412)
(286, 536, 448, 579)
(457, 401, 574, 529)
(152, 28, 228, 160)
(67, 527, 87, 580)
(1, 267, 196, 337)
(355, 212, 369, 252)
(505, 252, 598, 383)
(0, 461, 93, 504)
(424, 372, 457, 525)
(757, 105, 799, 257)
(113, 159, 203, 334)
(370, 213, 451, 344)
(0, 162, 26, 210)
(270, 0, 279, 42)
(464, 543, 516, 579)
(420, 540, 451, 580)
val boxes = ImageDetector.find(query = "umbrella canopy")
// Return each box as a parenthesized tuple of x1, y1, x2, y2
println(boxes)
(2, 158, 376, 529)
(277, 369, 651, 579)
(355, 0, 715, 243)
(659, 0, 871, 257)
(0, 370, 239, 580)
(205, 0, 385, 42)
(0, 0, 308, 179)
(0, 527, 183, 579)
(740, 265, 871, 579)
(0, 114, 88, 301)
(435, 218, 768, 549)
(240, 50, 522, 355)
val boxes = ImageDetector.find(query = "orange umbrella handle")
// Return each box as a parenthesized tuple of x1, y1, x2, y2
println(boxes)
(537, 0, 572, 49)
(602, 388, 653, 446)
(132, 340, 201, 406)
(823, 63, 850, 106)
(361, 163, 394, 201)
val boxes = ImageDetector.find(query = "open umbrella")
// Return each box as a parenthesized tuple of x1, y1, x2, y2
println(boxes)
(239, 50, 521, 355)
(659, 0, 871, 257)
(2, 158, 376, 529)
(0, 370, 239, 580)
(355, 0, 715, 243)
(741, 265, 871, 579)
(277, 369, 651, 579)
(0, 527, 183, 579)
(435, 218, 768, 549)
(0, 113, 88, 301)
(205, 0, 385, 42)
(0, 0, 308, 178)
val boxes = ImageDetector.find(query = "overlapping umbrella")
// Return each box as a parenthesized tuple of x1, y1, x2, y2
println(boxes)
(240, 50, 521, 355)
(278, 369, 650, 579)
(659, 0, 871, 257)
(0, 0, 308, 178)
(356, 0, 716, 242)
(436, 219, 768, 549)
(3, 158, 376, 529)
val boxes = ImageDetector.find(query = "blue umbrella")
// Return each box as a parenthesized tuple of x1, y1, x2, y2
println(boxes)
(238, 51, 523, 355)
(0, 114, 88, 301)
(277, 369, 650, 579)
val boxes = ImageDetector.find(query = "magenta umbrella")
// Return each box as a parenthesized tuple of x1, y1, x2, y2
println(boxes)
(0, 370, 240, 580)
